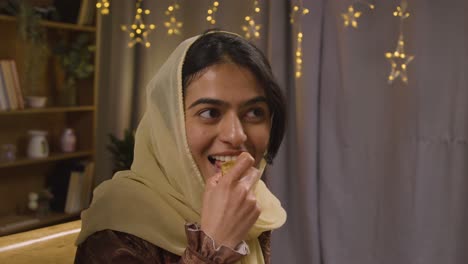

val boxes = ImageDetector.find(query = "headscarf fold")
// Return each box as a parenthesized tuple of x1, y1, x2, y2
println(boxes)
(76, 33, 286, 264)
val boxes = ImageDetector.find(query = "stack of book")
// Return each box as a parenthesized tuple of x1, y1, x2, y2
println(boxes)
(0, 60, 24, 111)
(64, 161, 95, 214)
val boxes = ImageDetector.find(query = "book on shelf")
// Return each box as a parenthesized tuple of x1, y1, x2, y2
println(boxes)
(0, 67, 8, 111)
(0, 60, 18, 110)
(9, 60, 24, 109)
(64, 161, 95, 214)
(80, 161, 95, 208)
(0, 60, 24, 111)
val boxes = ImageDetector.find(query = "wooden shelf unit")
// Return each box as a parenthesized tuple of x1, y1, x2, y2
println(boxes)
(0, 15, 96, 32)
(0, 106, 95, 115)
(0, 13, 100, 235)
(0, 151, 93, 169)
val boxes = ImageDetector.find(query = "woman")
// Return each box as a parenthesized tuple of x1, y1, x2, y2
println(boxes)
(75, 31, 287, 264)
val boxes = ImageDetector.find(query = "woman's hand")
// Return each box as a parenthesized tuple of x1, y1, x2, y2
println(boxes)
(200, 152, 261, 249)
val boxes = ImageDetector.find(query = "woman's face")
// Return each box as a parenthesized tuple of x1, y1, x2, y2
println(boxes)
(184, 63, 271, 181)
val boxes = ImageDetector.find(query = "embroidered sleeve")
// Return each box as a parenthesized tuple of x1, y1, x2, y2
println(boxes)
(181, 223, 248, 264)
(74, 230, 179, 264)
(74, 226, 252, 264)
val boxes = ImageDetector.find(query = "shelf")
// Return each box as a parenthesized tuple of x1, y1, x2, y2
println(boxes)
(0, 151, 93, 169)
(0, 15, 96, 32)
(0, 106, 95, 115)
(0, 211, 80, 236)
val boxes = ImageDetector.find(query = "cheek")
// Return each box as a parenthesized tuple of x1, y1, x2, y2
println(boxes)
(248, 125, 271, 156)
(185, 121, 211, 156)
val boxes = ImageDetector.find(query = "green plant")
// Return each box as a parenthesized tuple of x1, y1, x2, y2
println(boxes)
(54, 33, 95, 80)
(15, 1, 50, 96)
(107, 129, 135, 173)
(54, 33, 95, 105)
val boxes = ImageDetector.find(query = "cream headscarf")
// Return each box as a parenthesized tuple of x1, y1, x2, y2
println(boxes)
(76, 33, 286, 264)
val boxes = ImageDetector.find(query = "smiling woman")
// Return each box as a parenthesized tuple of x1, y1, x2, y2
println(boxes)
(74, 31, 287, 264)
(184, 63, 271, 181)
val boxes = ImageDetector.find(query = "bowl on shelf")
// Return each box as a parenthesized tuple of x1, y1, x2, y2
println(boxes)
(25, 96, 47, 108)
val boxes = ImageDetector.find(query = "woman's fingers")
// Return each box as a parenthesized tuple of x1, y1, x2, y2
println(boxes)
(200, 152, 262, 248)
(237, 167, 261, 191)
(221, 152, 255, 183)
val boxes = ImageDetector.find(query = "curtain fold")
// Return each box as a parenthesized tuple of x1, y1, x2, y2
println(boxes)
(95, 0, 137, 185)
(317, 0, 468, 263)
(267, 0, 323, 263)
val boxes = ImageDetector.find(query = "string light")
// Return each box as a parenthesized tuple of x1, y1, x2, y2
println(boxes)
(242, 0, 261, 40)
(295, 32, 304, 78)
(290, 2, 309, 24)
(206, 1, 220, 26)
(164, 0, 183, 35)
(121, 0, 156, 48)
(290, 0, 309, 78)
(96, 0, 110, 15)
(385, 0, 414, 84)
(342, 1, 375, 28)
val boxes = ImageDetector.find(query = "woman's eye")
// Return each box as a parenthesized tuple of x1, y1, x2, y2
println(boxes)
(245, 108, 266, 120)
(199, 109, 221, 119)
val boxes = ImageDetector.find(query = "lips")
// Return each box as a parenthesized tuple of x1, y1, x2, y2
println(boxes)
(208, 154, 238, 168)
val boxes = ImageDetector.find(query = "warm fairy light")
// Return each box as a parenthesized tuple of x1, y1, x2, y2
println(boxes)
(96, 0, 110, 15)
(385, 0, 414, 84)
(164, 0, 183, 35)
(121, 0, 156, 48)
(342, 1, 375, 28)
(342, 6, 361, 28)
(206, 1, 220, 26)
(290, 1, 309, 78)
(385, 34, 414, 84)
(242, 0, 261, 40)
(295, 31, 304, 78)
(393, 3, 410, 18)
(290, 4, 309, 24)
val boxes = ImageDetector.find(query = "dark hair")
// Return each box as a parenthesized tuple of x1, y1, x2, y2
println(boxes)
(182, 31, 286, 164)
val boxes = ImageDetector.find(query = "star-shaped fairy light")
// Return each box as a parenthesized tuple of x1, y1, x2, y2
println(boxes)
(342, 6, 361, 28)
(206, 1, 220, 26)
(96, 0, 110, 15)
(385, 0, 413, 84)
(385, 35, 414, 84)
(342, 1, 375, 28)
(164, 1, 183, 35)
(393, 1, 410, 19)
(290, 1, 309, 78)
(121, 0, 156, 48)
(290, 2, 309, 24)
(242, 0, 261, 40)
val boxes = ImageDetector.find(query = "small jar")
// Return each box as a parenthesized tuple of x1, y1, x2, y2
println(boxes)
(0, 144, 16, 162)
(27, 130, 49, 158)
(60, 128, 77, 153)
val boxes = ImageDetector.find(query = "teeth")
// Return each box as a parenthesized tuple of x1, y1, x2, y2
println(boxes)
(211, 155, 238, 162)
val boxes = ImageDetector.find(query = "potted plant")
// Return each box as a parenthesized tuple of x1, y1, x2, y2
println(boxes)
(107, 129, 135, 174)
(54, 33, 95, 106)
(14, 0, 50, 108)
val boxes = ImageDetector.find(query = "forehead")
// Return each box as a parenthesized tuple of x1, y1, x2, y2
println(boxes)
(184, 63, 265, 102)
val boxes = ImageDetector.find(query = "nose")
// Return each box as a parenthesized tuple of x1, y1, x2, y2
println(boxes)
(219, 112, 247, 147)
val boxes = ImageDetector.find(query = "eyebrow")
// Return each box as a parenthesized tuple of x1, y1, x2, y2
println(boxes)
(187, 96, 267, 109)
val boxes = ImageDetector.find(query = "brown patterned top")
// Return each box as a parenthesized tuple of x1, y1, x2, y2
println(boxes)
(74, 224, 271, 264)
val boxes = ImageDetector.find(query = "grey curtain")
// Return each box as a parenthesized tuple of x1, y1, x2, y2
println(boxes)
(270, 0, 468, 263)
(267, 0, 322, 263)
